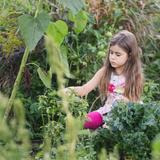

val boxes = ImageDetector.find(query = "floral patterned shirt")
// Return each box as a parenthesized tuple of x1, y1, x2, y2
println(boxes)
(97, 72, 125, 115)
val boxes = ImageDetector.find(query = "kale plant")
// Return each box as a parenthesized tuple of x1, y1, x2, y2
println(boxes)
(94, 102, 160, 160)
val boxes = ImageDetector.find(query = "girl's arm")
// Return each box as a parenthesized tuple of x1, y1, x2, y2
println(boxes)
(67, 67, 105, 97)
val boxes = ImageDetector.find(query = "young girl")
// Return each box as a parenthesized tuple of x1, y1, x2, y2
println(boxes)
(66, 30, 144, 130)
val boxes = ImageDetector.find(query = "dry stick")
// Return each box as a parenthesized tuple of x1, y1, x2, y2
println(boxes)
(89, 94, 101, 112)
(3, 48, 30, 121)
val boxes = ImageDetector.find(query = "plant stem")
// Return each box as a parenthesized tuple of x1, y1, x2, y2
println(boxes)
(3, 47, 30, 121)
(34, 0, 42, 18)
(26, 62, 39, 68)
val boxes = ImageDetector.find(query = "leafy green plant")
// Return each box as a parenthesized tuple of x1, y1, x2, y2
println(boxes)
(33, 89, 89, 159)
(144, 53, 160, 84)
(94, 102, 160, 160)
(0, 93, 31, 160)
(0, 1, 22, 55)
(38, 89, 88, 143)
(4, 7, 50, 120)
(143, 80, 160, 102)
(76, 130, 97, 160)
(65, 20, 117, 86)
(1, 1, 160, 160)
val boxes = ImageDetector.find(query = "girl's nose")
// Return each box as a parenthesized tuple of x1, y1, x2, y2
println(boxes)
(110, 54, 116, 60)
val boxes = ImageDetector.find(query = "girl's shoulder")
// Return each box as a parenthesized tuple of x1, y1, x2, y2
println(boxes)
(99, 66, 106, 72)
(94, 66, 106, 77)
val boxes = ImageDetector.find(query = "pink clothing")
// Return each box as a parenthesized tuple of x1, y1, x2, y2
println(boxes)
(84, 112, 103, 130)
(84, 72, 126, 130)
(96, 73, 125, 115)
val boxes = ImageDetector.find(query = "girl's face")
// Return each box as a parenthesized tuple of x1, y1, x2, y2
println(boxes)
(109, 45, 128, 74)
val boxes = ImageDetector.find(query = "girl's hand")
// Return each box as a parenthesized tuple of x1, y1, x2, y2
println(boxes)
(63, 87, 75, 95)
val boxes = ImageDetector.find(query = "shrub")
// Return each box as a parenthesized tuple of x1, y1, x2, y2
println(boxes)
(37, 89, 89, 158)
(93, 102, 160, 160)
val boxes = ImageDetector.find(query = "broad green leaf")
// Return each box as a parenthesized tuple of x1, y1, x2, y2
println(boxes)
(46, 20, 68, 46)
(68, 10, 88, 34)
(37, 67, 51, 88)
(18, 12, 50, 51)
(59, 0, 85, 15)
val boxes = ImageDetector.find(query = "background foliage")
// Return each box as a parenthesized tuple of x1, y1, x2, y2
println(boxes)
(0, 0, 160, 159)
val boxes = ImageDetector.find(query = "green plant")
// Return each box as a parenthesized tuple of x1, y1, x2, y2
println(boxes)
(144, 53, 160, 84)
(65, 20, 117, 84)
(94, 102, 160, 160)
(143, 80, 160, 102)
(0, 2, 22, 55)
(4, 6, 50, 120)
(38, 89, 88, 144)
(76, 130, 97, 160)
(0, 93, 31, 160)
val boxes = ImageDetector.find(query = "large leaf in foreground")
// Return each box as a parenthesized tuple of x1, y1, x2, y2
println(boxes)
(18, 12, 50, 51)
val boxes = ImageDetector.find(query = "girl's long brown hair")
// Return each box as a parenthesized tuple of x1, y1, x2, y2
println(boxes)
(99, 30, 144, 102)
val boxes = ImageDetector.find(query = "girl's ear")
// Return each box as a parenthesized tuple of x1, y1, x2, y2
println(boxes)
(127, 53, 131, 62)
(128, 51, 131, 56)
(128, 52, 131, 58)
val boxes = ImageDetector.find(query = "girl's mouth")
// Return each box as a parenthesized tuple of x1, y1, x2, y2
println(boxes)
(111, 62, 116, 65)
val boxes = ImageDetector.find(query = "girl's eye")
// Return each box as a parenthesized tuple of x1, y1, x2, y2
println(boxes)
(110, 51, 113, 54)
(116, 53, 121, 57)
(110, 50, 121, 56)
